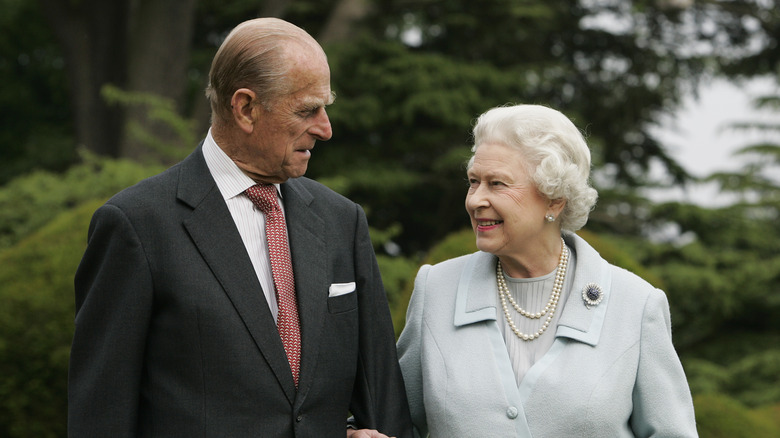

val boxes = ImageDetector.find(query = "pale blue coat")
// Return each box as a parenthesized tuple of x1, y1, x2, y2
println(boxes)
(397, 232, 697, 437)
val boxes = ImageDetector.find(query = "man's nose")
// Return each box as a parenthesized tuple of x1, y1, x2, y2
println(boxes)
(311, 109, 332, 141)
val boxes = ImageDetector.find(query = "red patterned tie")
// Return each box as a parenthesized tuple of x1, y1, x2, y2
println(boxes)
(245, 184, 301, 387)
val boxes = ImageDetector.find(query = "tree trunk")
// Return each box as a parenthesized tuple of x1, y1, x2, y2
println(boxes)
(318, 0, 372, 44)
(121, 0, 198, 162)
(38, 0, 130, 157)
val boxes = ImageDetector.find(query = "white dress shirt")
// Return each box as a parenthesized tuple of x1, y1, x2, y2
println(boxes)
(202, 129, 286, 322)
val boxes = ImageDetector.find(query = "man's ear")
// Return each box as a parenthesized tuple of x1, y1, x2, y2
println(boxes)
(230, 88, 257, 134)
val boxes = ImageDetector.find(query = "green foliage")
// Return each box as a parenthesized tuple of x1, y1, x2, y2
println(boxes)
(685, 358, 731, 397)
(708, 93, 780, 206)
(758, 403, 780, 432)
(318, 37, 522, 253)
(686, 347, 780, 408)
(0, 2, 778, 435)
(102, 84, 196, 163)
(313, 0, 772, 254)
(364, 221, 421, 334)
(424, 228, 477, 266)
(368, 0, 712, 186)
(0, 200, 102, 437)
(694, 394, 780, 438)
(634, 114, 780, 352)
(390, 228, 477, 336)
(5, 0, 778, 256)
(317, 166, 423, 198)
(377, 254, 419, 335)
(725, 350, 780, 407)
(576, 229, 665, 289)
(0, 0, 76, 183)
(626, 153, 780, 350)
(614, 88, 780, 417)
(0, 151, 163, 251)
(602, 170, 780, 409)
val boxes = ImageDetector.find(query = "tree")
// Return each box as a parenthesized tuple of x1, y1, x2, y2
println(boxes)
(308, 0, 780, 252)
(37, 0, 131, 158)
(37, 0, 198, 162)
(33, 0, 364, 163)
(0, 202, 99, 437)
(8, 0, 780, 252)
(610, 86, 780, 410)
(0, 0, 76, 183)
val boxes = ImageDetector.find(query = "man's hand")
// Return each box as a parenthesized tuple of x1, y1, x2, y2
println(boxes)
(346, 428, 394, 438)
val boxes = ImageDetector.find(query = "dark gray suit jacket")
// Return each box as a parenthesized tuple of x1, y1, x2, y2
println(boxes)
(69, 146, 413, 437)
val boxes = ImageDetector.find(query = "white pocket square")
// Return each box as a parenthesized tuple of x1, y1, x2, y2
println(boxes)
(329, 282, 356, 297)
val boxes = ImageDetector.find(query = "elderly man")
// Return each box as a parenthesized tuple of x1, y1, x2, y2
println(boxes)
(69, 18, 412, 438)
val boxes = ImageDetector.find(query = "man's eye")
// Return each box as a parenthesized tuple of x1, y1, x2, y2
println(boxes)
(300, 107, 320, 117)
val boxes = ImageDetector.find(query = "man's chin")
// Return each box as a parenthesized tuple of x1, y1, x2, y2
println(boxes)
(284, 164, 309, 180)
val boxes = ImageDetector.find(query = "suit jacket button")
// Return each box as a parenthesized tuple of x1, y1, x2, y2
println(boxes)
(506, 406, 518, 419)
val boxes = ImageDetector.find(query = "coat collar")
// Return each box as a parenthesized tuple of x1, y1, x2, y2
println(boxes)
(453, 232, 612, 346)
(556, 232, 612, 346)
(453, 251, 499, 327)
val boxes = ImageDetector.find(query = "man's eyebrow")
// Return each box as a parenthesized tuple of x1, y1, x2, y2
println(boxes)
(301, 91, 335, 109)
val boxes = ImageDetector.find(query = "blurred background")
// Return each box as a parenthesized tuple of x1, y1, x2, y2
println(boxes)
(1, 0, 778, 436)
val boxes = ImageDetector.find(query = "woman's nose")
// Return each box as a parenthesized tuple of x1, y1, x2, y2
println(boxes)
(465, 184, 489, 211)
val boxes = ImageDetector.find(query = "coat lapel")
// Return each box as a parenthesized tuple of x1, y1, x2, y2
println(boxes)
(177, 147, 297, 404)
(453, 251, 499, 327)
(453, 234, 613, 346)
(518, 232, 613, 405)
(555, 232, 612, 346)
(280, 179, 327, 402)
(453, 252, 533, 438)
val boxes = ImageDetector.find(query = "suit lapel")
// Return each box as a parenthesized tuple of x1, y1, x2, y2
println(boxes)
(177, 147, 297, 403)
(280, 179, 327, 401)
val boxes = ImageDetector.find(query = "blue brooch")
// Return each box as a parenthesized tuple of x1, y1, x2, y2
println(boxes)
(582, 283, 604, 309)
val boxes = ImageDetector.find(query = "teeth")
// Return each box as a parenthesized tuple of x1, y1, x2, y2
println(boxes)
(480, 220, 501, 226)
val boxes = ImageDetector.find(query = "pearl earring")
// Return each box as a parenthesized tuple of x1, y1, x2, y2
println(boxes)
(545, 214, 555, 223)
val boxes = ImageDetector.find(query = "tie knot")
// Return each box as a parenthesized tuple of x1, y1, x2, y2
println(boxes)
(245, 184, 279, 214)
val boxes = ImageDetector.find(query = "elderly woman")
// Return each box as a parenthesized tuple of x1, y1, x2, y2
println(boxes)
(396, 104, 697, 437)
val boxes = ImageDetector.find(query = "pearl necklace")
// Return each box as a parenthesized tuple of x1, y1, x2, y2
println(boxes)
(497, 238, 569, 341)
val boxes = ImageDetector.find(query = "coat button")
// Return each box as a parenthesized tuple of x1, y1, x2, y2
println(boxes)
(506, 406, 518, 419)
(296, 415, 303, 422)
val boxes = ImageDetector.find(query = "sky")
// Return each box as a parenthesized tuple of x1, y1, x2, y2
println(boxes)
(647, 76, 780, 206)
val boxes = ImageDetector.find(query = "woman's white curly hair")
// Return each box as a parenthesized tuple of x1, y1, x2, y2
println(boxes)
(468, 104, 598, 231)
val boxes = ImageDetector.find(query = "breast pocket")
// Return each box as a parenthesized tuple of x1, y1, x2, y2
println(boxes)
(327, 290, 357, 313)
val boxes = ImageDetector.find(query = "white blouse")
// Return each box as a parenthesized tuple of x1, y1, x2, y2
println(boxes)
(497, 244, 577, 385)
